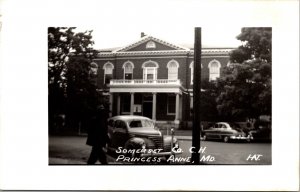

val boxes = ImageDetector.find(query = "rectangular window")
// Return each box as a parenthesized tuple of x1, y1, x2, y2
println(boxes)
(143, 68, 157, 80)
(167, 95, 176, 115)
(147, 73, 154, 80)
(125, 73, 132, 80)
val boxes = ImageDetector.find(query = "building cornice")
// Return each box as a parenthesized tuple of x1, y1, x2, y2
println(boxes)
(97, 48, 233, 58)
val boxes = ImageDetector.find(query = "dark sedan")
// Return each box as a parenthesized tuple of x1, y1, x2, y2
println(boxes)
(202, 122, 252, 143)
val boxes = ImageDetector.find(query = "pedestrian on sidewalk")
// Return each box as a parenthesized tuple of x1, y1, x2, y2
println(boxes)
(86, 103, 109, 165)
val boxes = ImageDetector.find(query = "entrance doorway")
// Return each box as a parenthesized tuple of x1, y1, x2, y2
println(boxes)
(142, 94, 153, 119)
(143, 102, 152, 119)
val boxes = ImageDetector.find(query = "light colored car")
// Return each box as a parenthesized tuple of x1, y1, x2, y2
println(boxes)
(202, 122, 252, 143)
(107, 115, 180, 161)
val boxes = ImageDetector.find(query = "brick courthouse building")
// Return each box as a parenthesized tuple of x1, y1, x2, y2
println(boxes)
(92, 33, 233, 128)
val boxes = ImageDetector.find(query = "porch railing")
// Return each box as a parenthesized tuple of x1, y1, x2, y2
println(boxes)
(110, 79, 181, 85)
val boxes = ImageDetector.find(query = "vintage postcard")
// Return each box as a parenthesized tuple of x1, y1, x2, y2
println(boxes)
(0, 0, 299, 191)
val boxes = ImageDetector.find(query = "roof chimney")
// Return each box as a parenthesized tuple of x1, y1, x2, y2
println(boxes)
(141, 32, 146, 38)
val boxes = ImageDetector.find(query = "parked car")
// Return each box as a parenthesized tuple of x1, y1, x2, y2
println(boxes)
(248, 120, 271, 142)
(202, 122, 252, 143)
(248, 128, 271, 142)
(107, 115, 180, 162)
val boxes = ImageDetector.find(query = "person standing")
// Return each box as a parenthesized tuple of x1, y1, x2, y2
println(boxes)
(86, 104, 109, 165)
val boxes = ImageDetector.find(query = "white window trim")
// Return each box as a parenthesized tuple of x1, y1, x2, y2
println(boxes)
(208, 59, 221, 81)
(167, 59, 179, 80)
(143, 67, 157, 80)
(142, 60, 159, 80)
(103, 62, 114, 84)
(122, 61, 134, 79)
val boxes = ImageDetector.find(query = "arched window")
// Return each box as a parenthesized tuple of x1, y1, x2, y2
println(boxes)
(208, 60, 221, 81)
(103, 62, 114, 84)
(167, 60, 179, 80)
(189, 62, 203, 84)
(146, 41, 156, 49)
(123, 61, 134, 80)
(142, 60, 159, 80)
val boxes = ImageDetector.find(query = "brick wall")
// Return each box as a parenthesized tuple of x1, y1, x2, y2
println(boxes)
(94, 54, 230, 90)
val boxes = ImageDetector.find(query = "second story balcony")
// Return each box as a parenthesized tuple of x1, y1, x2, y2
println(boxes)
(108, 79, 184, 93)
(110, 79, 182, 85)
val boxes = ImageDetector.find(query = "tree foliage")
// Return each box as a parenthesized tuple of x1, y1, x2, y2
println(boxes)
(48, 27, 96, 89)
(216, 28, 272, 121)
(48, 27, 98, 132)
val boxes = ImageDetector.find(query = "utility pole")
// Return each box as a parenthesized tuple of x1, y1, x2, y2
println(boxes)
(191, 27, 202, 164)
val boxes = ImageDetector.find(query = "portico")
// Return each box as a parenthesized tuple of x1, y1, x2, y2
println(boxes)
(108, 79, 184, 126)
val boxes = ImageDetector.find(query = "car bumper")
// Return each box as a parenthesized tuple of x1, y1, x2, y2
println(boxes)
(230, 135, 253, 140)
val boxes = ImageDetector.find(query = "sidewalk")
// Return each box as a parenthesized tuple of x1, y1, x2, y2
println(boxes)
(51, 129, 194, 140)
(173, 130, 193, 140)
(176, 135, 192, 140)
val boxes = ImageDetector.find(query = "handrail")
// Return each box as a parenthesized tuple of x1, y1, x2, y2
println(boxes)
(110, 79, 181, 85)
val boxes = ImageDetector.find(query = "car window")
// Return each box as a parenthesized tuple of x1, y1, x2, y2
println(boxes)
(128, 119, 154, 128)
(129, 120, 143, 128)
(115, 120, 127, 129)
(108, 119, 115, 127)
(220, 124, 227, 128)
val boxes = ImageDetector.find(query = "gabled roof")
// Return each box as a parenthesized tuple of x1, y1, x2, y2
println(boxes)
(113, 35, 190, 52)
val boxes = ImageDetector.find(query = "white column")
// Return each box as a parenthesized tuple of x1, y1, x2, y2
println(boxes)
(175, 93, 180, 121)
(174, 93, 180, 128)
(109, 93, 113, 117)
(130, 92, 134, 115)
(117, 94, 120, 115)
(152, 93, 157, 120)
(179, 94, 182, 120)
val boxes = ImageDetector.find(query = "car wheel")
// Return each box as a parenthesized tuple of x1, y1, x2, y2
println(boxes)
(202, 134, 206, 141)
(223, 136, 229, 143)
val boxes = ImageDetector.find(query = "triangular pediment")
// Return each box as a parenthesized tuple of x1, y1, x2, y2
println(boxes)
(114, 36, 189, 52)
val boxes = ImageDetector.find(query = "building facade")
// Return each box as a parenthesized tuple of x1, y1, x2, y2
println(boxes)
(93, 34, 233, 128)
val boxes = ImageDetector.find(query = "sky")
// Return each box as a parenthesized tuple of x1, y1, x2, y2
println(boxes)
(71, 0, 248, 50)
(86, 26, 243, 50)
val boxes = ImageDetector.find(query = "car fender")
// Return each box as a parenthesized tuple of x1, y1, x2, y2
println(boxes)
(124, 137, 145, 149)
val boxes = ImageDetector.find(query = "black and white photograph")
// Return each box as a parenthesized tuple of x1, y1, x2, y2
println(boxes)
(0, 0, 299, 191)
(48, 27, 272, 165)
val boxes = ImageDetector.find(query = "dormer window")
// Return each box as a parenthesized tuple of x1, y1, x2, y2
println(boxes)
(146, 41, 156, 49)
